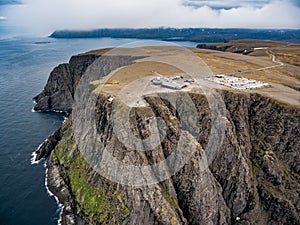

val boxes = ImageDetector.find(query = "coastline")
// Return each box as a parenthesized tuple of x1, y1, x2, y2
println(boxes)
(31, 116, 80, 225)
(44, 162, 64, 225)
(31, 118, 70, 224)
(31, 142, 64, 225)
(30, 142, 46, 165)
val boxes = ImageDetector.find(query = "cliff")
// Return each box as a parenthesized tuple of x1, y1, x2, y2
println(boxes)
(33, 54, 100, 113)
(38, 91, 300, 225)
(33, 53, 143, 113)
(34, 49, 300, 225)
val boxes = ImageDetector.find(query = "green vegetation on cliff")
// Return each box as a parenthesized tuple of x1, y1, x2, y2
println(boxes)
(52, 126, 129, 225)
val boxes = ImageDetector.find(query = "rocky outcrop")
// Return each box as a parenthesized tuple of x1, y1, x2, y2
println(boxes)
(197, 43, 233, 52)
(35, 126, 63, 161)
(195, 40, 287, 55)
(37, 90, 300, 225)
(33, 54, 100, 113)
(33, 54, 145, 113)
(197, 43, 253, 55)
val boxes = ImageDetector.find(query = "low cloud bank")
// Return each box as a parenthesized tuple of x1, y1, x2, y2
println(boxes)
(2, 0, 300, 35)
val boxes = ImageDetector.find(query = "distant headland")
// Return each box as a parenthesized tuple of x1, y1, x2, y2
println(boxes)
(49, 28, 300, 43)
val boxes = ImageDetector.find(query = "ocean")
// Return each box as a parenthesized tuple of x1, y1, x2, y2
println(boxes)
(0, 36, 197, 225)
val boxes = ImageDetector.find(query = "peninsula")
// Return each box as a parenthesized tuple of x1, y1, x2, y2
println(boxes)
(33, 40, 300, 225)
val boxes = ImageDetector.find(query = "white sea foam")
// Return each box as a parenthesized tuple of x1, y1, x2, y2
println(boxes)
(63, 116, 68, 123)
(30, 139, 47, 165)
(30, 138, 48, 165)
(31, 106, 66, 114)
(44, 162, 64, 225)
(52, 110, 65, 113)
(30, 151, 39, 165)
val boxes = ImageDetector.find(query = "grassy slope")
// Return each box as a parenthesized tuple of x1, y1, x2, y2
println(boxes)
(52, 126, 129, 225)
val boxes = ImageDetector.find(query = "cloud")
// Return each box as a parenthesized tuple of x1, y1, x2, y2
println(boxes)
(184, 0, 272, 9)
(0, 16, 6, 20)
(2, 0, 300, 35)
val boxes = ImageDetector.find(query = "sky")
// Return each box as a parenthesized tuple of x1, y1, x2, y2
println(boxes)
(0, 0, 300, 35)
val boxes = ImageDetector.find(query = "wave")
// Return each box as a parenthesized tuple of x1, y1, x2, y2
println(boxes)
(30, 139, 47, 165)
(30, 151, 40, 165)
(44, 162, 64, 225)
(31, 107, 66, 114)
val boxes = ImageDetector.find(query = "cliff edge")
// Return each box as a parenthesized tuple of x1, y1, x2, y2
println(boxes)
(33, 54, 99, 113)
(34, 46, 300, 225)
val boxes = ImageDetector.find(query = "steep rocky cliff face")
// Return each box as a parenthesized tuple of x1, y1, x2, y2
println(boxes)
(33, 54, 141, 113)
(33, 54, 100, 112)
(34, 52, 300, 225)
(37, 90, 300, 225)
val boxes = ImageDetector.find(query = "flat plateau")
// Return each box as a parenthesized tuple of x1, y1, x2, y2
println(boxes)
(88, 44, 300, 108)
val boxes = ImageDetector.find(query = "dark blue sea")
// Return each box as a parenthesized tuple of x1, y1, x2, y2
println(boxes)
(0, 36, 197, 225)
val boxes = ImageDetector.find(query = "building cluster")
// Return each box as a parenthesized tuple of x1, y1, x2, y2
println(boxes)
(150, 77, 187, 90)
(205, 74, 269, 90)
